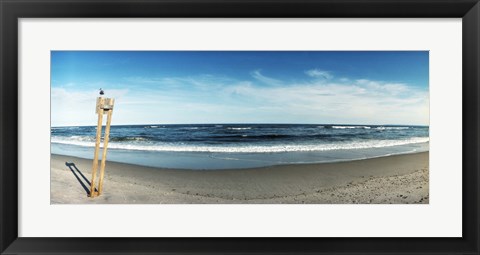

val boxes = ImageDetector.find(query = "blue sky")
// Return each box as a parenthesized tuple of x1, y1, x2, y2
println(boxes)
(51, 51, 429, 126)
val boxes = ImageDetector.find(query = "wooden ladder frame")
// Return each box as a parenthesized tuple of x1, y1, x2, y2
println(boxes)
(90, 97, 115, 198)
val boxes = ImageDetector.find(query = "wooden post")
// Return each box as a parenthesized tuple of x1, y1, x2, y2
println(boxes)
(90, 97, 114, 198)
(89, 109, 103, 197)
(98, 99, 114, 195)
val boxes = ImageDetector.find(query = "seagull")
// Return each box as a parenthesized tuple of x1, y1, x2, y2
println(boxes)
(99, 88, 104, 96)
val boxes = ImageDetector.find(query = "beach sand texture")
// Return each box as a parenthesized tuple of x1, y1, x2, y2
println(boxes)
(51, 152, 429, 204)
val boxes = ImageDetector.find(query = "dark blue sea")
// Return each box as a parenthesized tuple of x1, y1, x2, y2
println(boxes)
(51, 124, 429, 169)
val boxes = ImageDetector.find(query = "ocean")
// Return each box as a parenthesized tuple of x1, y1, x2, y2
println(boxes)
(51, 124, 429, 169)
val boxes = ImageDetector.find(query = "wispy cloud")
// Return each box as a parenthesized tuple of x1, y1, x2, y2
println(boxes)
(305, 69, 333, 80)
(51, 70, 428, 126)
(251, 70, 282, 85)
(221, 74, 428, 125)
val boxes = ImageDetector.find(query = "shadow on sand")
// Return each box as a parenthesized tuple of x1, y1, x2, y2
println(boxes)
(65, 162, 96, 196)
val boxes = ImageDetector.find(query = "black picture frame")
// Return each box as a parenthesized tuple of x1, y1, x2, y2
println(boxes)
(1, 0, 479, 254)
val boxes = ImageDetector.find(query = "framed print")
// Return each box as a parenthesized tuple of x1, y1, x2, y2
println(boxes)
(1, 0, 479, 254)
(49, 50, 431, 204)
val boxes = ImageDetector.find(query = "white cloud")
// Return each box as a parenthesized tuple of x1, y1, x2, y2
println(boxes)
(222, 78, 429, 125)
(305, 69, 333, 79)
(251, 70, 282, 85)
(51, 73, 429, 126)
(51, 88, 129, 126)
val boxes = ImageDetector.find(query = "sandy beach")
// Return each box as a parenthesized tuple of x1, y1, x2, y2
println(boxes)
(51, 152, 429, 204)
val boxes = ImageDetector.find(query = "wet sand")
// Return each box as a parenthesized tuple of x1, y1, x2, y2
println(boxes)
(51, 152, 429, 204)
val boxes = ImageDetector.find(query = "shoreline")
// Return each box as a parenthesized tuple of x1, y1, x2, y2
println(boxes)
(50, 146, 428, 171)
(51, 141, 429, 170)
(51, 152, 429, 204)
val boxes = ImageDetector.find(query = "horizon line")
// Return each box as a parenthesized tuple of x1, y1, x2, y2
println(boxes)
(51, 122, 430, 128)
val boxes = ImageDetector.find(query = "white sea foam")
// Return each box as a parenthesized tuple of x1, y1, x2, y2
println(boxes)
(332, 126, 370, 129)
(227, 127, 252, 130)
(376, 127, 409, 130)
(51, 136, 429, 153)
(144, 125, 164, 129)
(69, 135, 94, 141)
(331, 126, 410, 130)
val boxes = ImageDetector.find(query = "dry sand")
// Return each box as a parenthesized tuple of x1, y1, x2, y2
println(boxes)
(51, 152, 429, 204)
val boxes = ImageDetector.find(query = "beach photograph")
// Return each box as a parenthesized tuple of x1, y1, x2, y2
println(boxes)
(51, 51, 429, 204)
